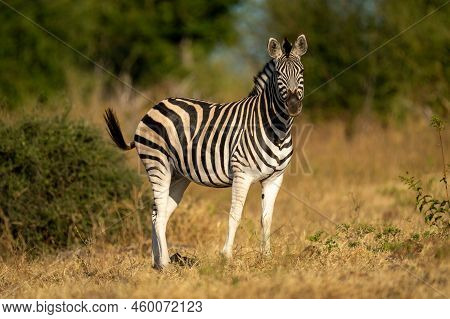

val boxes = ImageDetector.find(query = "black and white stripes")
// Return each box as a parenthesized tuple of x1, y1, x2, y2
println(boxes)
(105, 35, 308, 269)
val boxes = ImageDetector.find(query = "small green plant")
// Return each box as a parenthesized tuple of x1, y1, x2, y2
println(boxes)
(400, 115, 449, 230)
(382, 225, 401, 237)
(355, 223, 375, 236)
(400, 174, 449, 228)
(304, 223, 425, 258)
(348, 241, 359, 248)
(324, 237, 338, 251)
(375, 225, 401, 241)
(337, 223, 350, 232)
(307, 230, 324, 242)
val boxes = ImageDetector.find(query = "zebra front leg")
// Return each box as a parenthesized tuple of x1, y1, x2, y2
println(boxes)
(221, 174, 252, 258)
(260, 174, 283, 256)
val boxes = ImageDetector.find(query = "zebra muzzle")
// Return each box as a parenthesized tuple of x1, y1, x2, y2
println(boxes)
(286, 92, 302, 116)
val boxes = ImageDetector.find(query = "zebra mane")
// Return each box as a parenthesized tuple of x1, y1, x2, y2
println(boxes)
(248, 60, 276, 97)
(282, 37, 292, 56)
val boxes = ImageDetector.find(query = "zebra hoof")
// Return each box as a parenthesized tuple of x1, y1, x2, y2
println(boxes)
(152, 260, 170, 271)
(170, 253, 198, 267)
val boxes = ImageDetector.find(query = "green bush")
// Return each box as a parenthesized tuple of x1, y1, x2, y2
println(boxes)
(0, 116, 141, 254)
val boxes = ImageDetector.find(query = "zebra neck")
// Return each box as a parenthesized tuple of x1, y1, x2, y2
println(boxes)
(248, 60, 276, 97)
(247, 59, 293, 146)
(258, 84, 293, 147)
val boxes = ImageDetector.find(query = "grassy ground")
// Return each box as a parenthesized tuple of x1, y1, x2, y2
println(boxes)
(0, 117, 448, 298)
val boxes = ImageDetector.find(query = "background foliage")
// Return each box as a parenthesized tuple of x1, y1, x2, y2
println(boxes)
(1, 0, 448, 120)
(0, 0, 239, 108)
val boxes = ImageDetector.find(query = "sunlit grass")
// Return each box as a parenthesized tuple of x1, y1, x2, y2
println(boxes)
(0, 112, 448, 298)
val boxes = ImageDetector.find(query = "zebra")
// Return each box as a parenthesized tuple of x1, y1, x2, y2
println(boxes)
(104, 35, 307, 269)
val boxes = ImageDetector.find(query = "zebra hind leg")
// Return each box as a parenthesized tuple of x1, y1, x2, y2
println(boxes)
(165, 176, 197, 267)
(166, 175, 190, 221)
(150, 173, 192, 269)
(148, 168, 172, 269)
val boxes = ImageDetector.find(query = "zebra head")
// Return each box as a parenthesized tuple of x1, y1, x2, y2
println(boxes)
(267, 35, 307, 116)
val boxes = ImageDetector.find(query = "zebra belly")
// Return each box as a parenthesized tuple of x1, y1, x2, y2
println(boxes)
(236, 158, 291, 183)
(231, 142, 293, 183)
(171, 141, 233, 188)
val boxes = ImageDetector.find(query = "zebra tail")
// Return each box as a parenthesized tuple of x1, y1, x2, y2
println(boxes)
(104, 108, 135, 151)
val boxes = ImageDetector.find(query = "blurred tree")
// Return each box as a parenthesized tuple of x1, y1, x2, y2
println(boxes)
(1, 0, 448, 123)
(0, 0, 240, 109)
(246, 0, 449, 125)
(373, 0, 450, 121)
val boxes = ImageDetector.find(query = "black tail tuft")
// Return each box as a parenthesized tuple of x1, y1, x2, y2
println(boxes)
(104, 108, 135, 151)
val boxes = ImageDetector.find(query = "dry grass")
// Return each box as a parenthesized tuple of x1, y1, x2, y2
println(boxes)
(0, 111, 448, 298)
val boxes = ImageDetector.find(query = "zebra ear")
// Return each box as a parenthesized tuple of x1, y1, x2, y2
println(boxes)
(267, 38, 282, 59)
(292, 34, 307, 57)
